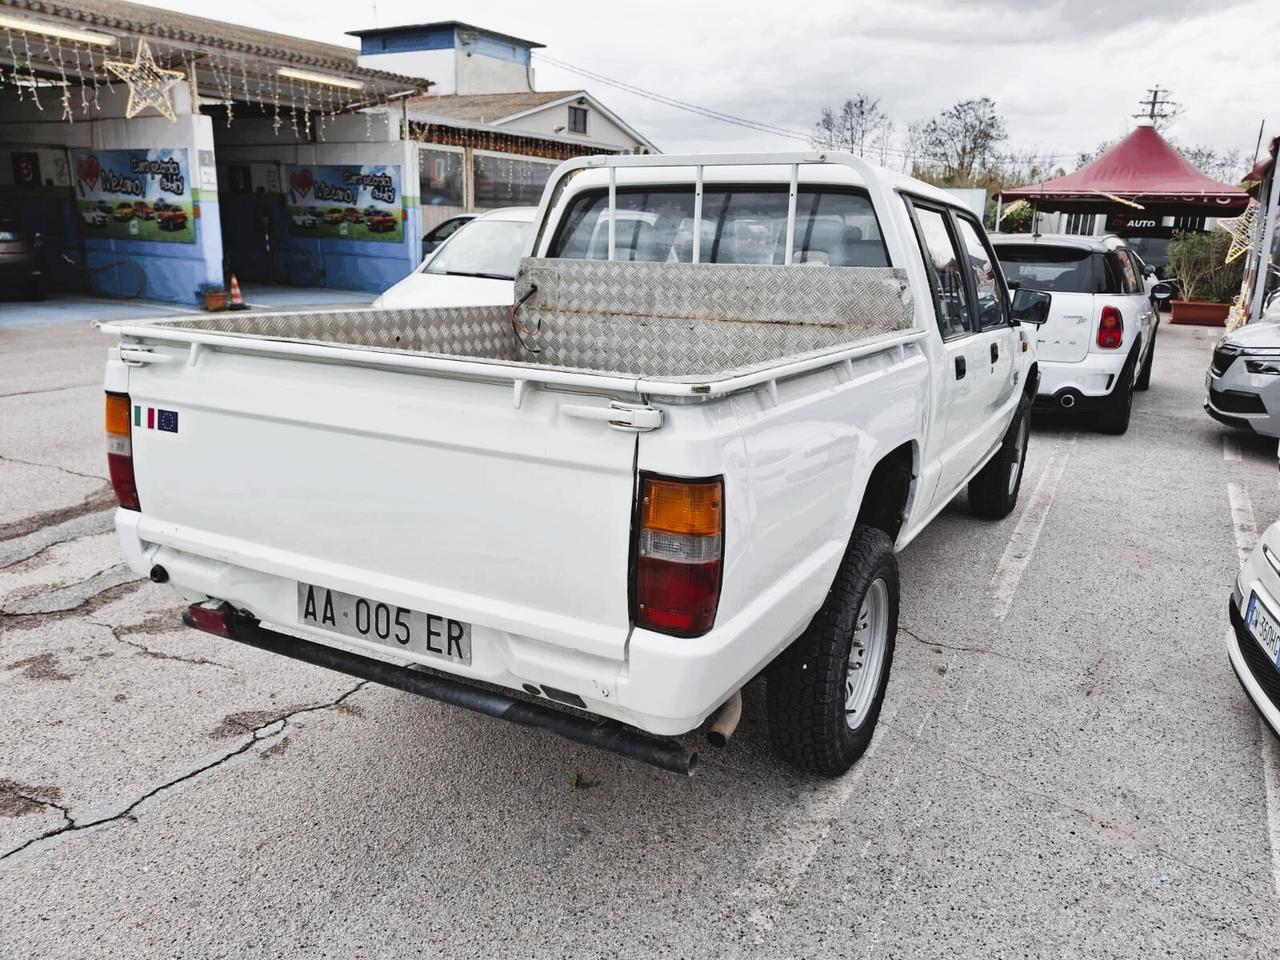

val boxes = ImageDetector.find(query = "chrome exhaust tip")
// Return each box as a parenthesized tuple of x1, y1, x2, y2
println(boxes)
(1059, 394, 1076, 409)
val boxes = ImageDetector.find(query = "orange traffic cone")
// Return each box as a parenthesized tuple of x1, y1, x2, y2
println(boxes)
(227, 274, 247, 310)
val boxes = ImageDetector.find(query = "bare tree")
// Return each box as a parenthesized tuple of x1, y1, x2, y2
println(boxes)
(870, 119, 896, 167)
(1178, 144, 1244, 184)
(812, 94, 891, 158)
(902, 120, 928, 175)
(921, 97, 1008, 182)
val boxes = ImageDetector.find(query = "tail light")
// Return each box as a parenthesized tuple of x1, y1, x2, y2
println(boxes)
(104, 393, 139, 510)
(1097, 306, 1123, 349)
(635, 475, 723, 636)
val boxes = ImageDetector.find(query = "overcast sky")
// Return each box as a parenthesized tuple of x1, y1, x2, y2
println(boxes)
(156, 0, 1277, 167)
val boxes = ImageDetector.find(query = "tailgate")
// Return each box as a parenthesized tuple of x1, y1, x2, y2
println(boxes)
(1031, 291, 1095, 363)
(122, 342, 639, 660)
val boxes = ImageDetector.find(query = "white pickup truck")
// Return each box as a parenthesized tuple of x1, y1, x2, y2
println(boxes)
(101, 153, 1041, 777)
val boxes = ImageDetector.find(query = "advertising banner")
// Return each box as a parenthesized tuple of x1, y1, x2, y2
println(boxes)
(72, 148, 194, 243)
(284, 164, 403, 242)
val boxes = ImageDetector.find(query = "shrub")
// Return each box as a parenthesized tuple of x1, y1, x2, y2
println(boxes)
(1166, 229, 1244, 303)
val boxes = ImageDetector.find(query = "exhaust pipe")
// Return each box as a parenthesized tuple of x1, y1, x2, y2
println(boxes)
(706, 690, 742, 747)
(1059, 393, 1076, 409)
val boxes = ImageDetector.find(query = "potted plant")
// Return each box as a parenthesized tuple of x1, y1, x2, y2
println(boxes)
(197, 282, 228, 312)
(1166, 229, 1244, 326)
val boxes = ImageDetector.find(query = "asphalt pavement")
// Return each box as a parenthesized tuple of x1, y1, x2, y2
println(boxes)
(2, 307, 1278, 959)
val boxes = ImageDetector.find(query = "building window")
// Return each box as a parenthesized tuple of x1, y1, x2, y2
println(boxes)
(419, 148, 465, 208)
(473, 154, 557, 209)
(568, 106, 588, 135)
(1064, 212, 1095, 236)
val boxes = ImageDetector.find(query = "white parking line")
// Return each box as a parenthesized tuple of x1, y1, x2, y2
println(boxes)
(988, 438, 1077, 622)
(1223, 436, 1242, 462)
(1224, 481, 1280, 902)
(1227, 481, 1258, 566)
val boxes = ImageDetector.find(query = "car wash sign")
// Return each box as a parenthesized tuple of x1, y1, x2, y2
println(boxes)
(71, 148, 194, 244)
(284, 164, 403, 242)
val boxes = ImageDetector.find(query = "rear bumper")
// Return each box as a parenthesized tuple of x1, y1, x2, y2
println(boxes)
(1034, 354, 1127, 404)
(185, 601, 697, 775)
(116, 509, 826, 739)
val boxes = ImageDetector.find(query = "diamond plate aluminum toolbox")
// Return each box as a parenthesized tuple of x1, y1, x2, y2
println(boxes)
(150, 257, 914, 383)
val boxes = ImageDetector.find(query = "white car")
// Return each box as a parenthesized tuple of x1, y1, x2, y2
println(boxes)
(374, 207, 535, 308)
(991, 234, 1170, 434)
(82, 209, 108, 227)
(101, 153, 1039, 777)
(1231, 517, 1280, 738)
(1205, 321, 1280, 438)
(291, 212, 318, 229)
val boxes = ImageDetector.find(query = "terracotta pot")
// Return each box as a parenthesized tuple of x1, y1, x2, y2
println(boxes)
(1169, 299, 1230, 326)
(201, 290, 228, 312)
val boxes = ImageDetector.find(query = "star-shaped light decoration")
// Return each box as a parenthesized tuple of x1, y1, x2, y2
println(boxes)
(104, 39, 185, 123)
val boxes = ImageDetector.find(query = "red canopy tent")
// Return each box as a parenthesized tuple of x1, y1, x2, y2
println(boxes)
(1002, 125, 1251, 216)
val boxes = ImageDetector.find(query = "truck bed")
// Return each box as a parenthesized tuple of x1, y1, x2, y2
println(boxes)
(117, 258, 916, 386)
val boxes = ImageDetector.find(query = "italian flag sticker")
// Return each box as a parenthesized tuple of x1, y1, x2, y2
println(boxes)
(133, 405, 179, 434)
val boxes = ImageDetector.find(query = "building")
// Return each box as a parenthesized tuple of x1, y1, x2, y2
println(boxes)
(0, 2, 656, 302)
(348, 22, 656, 232)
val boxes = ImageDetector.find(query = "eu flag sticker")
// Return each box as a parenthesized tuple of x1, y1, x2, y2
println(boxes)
(156, 409, 179, 433)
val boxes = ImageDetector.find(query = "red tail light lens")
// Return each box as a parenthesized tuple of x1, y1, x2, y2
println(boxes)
(1097, 306, 1123, 349)
(635, 476, 723, 637)
(104, 392, 140, 510)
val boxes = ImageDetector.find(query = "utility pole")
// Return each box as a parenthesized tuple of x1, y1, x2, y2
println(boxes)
(1134, 86, 1178, 125)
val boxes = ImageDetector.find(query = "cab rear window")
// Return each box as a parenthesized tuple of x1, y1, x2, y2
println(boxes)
(993, 245, 1114, 294)
(548, 186, 889, 267)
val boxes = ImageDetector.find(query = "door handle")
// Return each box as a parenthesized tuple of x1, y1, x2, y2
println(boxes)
(955, 356, 966, 380)
(990, 342, 999, 364)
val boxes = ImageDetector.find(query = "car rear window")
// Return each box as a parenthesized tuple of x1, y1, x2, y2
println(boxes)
(993, 245, 1113, 294)
(548, 186, 889, 267)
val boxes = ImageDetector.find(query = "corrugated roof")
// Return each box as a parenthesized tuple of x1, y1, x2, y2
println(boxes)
(409, 90, 578, 124)
(1, 0, 421, 81)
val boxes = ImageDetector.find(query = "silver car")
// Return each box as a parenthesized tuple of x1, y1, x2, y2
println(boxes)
(1205, 321, 1280, 438)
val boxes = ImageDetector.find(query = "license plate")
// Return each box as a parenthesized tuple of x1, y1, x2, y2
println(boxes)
(298, 583, 471, 665)
(1246, 592, 1280, 670)
(0, 231, 15, 241)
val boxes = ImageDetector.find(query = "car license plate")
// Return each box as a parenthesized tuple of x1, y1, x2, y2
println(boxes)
(298, 582, 471, 665)
(1246, 592, 1280, 669)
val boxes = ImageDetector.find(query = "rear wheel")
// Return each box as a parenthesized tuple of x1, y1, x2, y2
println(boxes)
(1097, 353, 1137, 435)
(767, 526, 898, 777)
(968, 393, 1031, 520)
(1135, 332, 1155, 391)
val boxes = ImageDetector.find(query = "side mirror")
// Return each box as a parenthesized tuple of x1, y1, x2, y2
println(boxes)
(1150, 281, 1173, 301)
(1006, 279, 1021, 291)
(1011, 287, 1051, 326)
(1144, 266, 1157, 278)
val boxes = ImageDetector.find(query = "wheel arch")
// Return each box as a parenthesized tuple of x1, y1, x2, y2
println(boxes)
(853, 441, 918, 545)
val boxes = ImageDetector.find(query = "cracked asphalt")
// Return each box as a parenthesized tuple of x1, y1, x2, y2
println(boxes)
(2, 311, 1279, 959)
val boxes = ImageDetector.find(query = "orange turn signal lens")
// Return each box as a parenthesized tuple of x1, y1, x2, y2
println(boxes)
(105, 393, 132, 436)
(641, 478, 722, 535)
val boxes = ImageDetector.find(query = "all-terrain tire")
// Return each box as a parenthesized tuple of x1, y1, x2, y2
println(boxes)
(1135, 331, 1155, 391)
(766, 526, 898, 777)
(1097, 351, 1137, 435)
(968, 392, 1031, 520)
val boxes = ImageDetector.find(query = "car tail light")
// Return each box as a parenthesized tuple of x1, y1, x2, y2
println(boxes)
(635, 475, 723, 636)
(1097, 306, 1123, 349)
(104, 392, 139, 510)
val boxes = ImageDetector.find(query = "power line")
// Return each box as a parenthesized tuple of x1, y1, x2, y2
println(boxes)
(532, 51, 1075, 167)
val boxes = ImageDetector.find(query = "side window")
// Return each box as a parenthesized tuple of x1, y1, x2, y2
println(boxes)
(1114, 250, 1141, 294)
(952, 215, 1010, 330)
(907, 202, 972, 339)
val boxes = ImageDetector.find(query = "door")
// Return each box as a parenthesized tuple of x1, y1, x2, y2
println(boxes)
(1113, 247, 1158, 364)
(905, 200, 993, 504)
(951, 214, 1020, 456)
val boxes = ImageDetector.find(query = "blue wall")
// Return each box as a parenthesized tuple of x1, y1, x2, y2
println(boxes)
(218, 186, 419, 293)
(356, 26, 533, 65)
